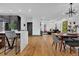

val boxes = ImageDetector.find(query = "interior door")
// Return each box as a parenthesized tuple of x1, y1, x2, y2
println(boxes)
(27, 22, 32, 36)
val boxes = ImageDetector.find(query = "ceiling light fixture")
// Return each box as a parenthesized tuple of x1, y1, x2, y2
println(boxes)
(66, 3, 77, 17)
(9, 10, 13, 12)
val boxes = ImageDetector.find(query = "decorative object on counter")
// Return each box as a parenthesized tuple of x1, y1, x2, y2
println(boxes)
(4, 16, 21, 31)
(9, 21, 16, 31)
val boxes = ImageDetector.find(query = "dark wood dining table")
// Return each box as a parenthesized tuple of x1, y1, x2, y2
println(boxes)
(55, 33, 79, 51)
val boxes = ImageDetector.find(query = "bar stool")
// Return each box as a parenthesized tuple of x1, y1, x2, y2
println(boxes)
(5, 31, 18, 55)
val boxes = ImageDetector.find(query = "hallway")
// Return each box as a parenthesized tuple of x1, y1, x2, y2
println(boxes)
(21, 35, 77, 56)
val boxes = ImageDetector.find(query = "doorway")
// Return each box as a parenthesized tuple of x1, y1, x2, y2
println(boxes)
(27, 22, 32, 36)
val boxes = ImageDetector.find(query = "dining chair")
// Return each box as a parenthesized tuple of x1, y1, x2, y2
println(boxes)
(52, 33, 61, 50)
(62, 37, 74, 51)
(64, 38, 79, 55)
(5, 31, 18, 55)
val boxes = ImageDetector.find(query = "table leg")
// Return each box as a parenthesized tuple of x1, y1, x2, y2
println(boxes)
(78, 48, 79, 56)
(15, 38, 17, 55)
(4, 37, 6, 55)
(5, 37, 11, 48)
(70, 46, 72, 53)
(11, 38, 16, 48)
(60, 37, 63, 52)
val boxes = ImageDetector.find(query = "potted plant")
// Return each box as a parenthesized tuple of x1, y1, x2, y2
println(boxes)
(9, 22, 16, 31)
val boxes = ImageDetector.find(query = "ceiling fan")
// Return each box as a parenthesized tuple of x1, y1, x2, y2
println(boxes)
(66, 3, 77, 17)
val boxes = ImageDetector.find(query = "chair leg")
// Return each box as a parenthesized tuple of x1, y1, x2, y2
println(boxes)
(55, 43, 57, 50)
(63, 43, 66, 52)
(15, 38, 17, 55)
(52, 42, 54, 46)
(59, 43, 61, 51)
(4, 38, 6, 55)
(70, 46, 72, 53)
(78, 48, 79, 56)
(60, 43, 62, 52)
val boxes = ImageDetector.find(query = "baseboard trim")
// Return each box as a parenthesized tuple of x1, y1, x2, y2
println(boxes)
(32, 35, 41, 37)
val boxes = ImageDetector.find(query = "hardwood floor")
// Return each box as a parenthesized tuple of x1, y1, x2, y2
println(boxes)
(0, 35, 77, 56)
(21, 35, 78, 56)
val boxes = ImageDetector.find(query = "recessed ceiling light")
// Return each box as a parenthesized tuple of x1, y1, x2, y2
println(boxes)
(28, 9, 32, 13)
(0, 10, 3, 12)
(18, 9, 22, 12)
(9, 10, 13, 12)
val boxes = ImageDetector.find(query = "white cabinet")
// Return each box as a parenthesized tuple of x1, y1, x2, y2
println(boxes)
(20, 31, 28, 52)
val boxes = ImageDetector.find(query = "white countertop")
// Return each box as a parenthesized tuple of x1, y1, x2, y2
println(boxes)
(0, 31, 21, 33)
(0, 30, 28, 33)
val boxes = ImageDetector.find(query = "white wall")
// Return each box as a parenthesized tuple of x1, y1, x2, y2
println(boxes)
(41, 22, 53, 31)
(26, 16, 41, 35)
(33, 17, 40, 35)
(20, 15, 27, 31)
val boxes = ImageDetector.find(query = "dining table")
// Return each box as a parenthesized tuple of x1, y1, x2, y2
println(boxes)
(54, 32, 79, 52)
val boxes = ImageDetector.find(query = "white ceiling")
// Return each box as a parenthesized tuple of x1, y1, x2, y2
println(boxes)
(0, 3, 79, 21)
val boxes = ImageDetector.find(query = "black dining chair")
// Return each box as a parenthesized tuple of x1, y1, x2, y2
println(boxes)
(64, 38, 79, 55)
(52, 33, 71, 51)
(63, 37, 74, 49)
